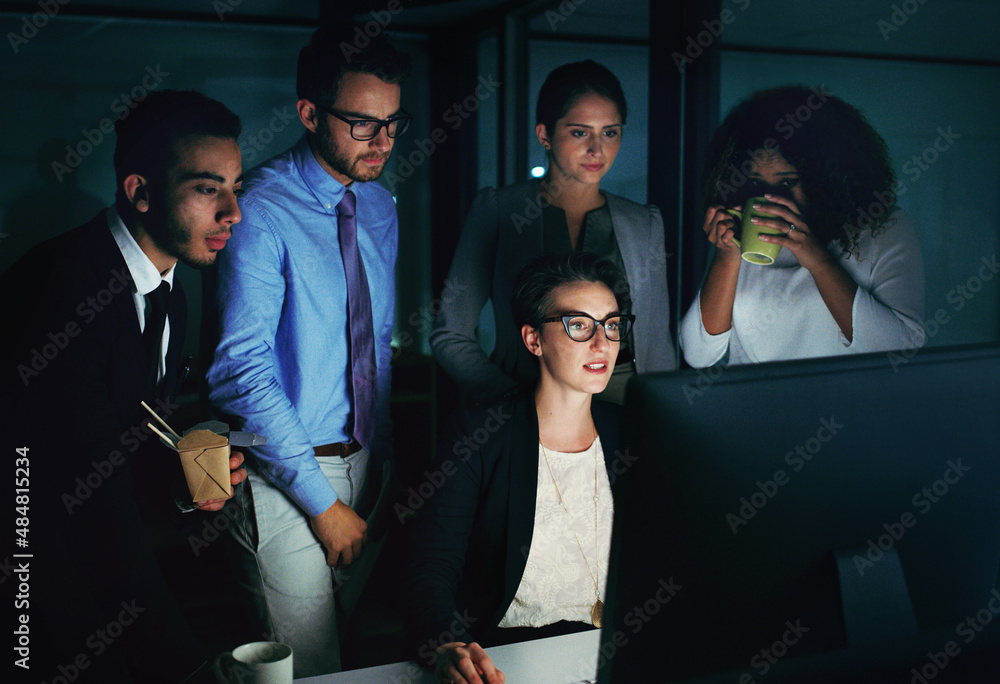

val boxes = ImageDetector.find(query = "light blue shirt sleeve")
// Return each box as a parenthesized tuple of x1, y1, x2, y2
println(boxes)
(208, 198, 338, 516)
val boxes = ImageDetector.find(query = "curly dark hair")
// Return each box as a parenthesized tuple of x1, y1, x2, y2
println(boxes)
(702, 86, 896, 256)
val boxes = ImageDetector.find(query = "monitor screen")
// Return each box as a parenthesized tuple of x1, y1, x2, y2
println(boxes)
(599, 344, 1000, 682)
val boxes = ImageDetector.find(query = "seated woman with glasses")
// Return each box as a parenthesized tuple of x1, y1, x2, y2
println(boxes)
(430, 60, 675, 407)
(404, 252, 631, 684)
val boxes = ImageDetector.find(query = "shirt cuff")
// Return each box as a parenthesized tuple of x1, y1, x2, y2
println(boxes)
(286, 467, 340, 517)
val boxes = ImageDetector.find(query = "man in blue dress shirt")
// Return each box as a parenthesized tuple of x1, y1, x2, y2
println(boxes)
(207, 24, 410, 676)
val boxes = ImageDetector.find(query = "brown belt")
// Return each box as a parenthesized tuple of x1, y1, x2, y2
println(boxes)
(314, 440, 362, 457)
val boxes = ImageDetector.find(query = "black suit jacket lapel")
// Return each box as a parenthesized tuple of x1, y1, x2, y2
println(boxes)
(89, 216, 148, 395)
(498, 394, 540, 626)
(594, 400, 623, 470)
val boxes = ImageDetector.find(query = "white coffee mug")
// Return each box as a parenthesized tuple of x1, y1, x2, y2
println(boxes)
(213, 641, 293, 684)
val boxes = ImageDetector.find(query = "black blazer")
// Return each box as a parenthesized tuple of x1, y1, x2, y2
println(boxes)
(0, 212, 201, 682)
(2, 211, 186, 480)
(403, 393, 622, 663)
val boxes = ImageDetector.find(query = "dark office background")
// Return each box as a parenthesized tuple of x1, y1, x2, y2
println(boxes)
(2, 0, 997, 363)
(1, 0, 997, 503)
(2, 0, 998, 671)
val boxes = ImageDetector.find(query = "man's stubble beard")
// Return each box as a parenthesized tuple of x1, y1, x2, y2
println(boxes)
(314, 117, 389, 183)
(145, 208, 217, 270)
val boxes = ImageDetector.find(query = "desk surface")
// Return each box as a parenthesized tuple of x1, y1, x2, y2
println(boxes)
(295, 629, 601, 683)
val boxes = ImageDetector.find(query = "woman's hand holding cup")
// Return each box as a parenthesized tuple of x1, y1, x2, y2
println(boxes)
(703, 205, 743, 260)
(753, 194, 830, 271)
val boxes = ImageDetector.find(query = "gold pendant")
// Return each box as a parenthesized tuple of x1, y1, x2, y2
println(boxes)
(591, 599, 604, 628)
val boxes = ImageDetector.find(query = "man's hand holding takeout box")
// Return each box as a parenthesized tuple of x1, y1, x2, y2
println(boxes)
(178, 429, 250, 512)
(142, 404, 252, 512)
(192, 451, 247, 511)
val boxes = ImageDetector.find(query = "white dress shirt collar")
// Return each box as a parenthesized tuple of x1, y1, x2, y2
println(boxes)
(107, 204, 176, 295)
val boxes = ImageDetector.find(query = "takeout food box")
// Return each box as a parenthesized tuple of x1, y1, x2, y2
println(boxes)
(176, 429, 232, 502)
(143, 406, 265, 503)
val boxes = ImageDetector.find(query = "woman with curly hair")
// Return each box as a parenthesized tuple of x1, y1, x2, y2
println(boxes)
(679, 86, 925, 366)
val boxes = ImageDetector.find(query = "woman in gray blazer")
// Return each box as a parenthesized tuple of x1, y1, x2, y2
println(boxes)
(431, 60, 676, 404)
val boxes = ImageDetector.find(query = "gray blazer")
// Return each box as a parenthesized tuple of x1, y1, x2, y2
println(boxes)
(431, 180, 676, 403)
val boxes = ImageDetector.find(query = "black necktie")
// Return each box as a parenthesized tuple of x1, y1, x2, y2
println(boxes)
(144, 281, 170, 396)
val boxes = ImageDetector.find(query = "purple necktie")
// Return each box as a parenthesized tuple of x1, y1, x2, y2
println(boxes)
(337, 189, 377, 452)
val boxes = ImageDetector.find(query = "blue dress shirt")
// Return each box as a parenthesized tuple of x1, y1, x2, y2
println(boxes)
(208, 136, 397, 517)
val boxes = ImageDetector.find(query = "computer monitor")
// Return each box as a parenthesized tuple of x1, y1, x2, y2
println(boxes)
(599, 344, 1000, 683)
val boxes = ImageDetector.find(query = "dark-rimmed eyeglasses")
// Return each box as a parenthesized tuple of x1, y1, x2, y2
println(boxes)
(317, 105, 412, 141)
(541, 313, 634, 342)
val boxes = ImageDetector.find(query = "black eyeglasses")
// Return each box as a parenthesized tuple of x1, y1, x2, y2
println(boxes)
(317, 105, 412, 141)
(541, 313, 634, 342)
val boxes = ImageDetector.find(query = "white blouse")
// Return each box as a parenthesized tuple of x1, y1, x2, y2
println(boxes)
(679, 210, 925, 367)
(498, 438, 614, 628)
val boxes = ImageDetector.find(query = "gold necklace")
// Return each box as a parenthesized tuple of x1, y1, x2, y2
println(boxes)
(539, 436, 604, 628)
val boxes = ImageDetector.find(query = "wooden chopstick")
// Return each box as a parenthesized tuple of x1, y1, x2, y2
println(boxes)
(141, 400, 182, 440)
(146, 423, 178, 450)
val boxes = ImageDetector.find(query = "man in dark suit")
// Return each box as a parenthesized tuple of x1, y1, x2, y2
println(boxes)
(1, 90, 246, 683)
